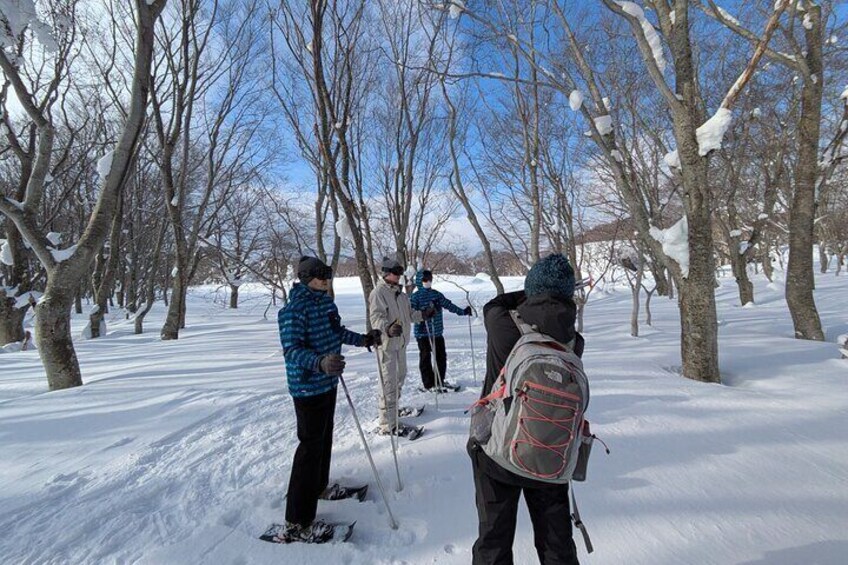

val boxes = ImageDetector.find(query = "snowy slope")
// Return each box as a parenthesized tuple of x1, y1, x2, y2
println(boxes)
(1, 270, 847, 565)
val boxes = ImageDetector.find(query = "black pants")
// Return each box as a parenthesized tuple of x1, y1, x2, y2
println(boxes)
(470, 444, 579, 565)
(417, 335, 447, 389)
(285, 387, 337, 527)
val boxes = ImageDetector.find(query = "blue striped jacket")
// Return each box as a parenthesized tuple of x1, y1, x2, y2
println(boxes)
(278, 283, 365, 398)
(410, 270, 466, 339)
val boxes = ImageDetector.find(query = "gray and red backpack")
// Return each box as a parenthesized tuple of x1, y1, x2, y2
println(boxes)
(469, 311, 603, 551)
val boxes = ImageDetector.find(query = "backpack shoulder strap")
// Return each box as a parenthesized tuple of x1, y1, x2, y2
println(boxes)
(510, 310, 577, 352)
(508, 310, 535, 335)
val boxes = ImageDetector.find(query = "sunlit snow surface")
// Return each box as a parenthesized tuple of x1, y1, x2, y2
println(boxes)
(1, 265, 847, 564)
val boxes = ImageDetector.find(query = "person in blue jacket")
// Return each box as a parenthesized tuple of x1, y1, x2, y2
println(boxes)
(410, 269, 472, 391)
(277, 256, 381, 543)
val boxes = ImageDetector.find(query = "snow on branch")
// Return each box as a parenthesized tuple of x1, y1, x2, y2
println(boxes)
(0, 0, 57, 51)
(569, 90, 584, 111)
(650, 216, 690, 278)
(696, 108, 733, 156)
(695, 0, 791, 155)
(615, 2, 666, 72)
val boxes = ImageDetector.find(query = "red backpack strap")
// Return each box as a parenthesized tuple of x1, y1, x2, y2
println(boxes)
(466, 380, 506, 412)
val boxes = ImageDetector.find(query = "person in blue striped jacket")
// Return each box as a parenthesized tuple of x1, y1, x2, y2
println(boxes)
(410, 269, 472, 391)
(277, 256, 381, 543)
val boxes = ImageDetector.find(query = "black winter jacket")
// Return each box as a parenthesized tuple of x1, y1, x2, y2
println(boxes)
(470, 289, 585, 487)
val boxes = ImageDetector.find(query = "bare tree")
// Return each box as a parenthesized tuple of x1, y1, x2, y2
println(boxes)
(150, 0, 269, 340)
(271, 0, 380, 312)
(0, 0, 166, 389)
(700, 0, 848, 338)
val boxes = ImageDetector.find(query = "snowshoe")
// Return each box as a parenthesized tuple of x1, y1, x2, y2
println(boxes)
(375, 422, 425, 441)
(398, 405, 425, 418)
(319, 483, 368, 502)
(418, 382, 461, 393)
(260, 520, 355, 544)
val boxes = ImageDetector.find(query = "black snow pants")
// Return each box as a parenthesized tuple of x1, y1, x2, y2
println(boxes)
(285, 387, 337, 527)
(417, 335, 447, 390)
(469, 441, 579, 565)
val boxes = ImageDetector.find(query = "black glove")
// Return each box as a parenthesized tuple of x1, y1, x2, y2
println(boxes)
(363, 329, 382, 348)
(422, 305, 437, 320)
(319, 354, 346, 376)
(463, 306, 472, 316)
(387, 322, 403, 338)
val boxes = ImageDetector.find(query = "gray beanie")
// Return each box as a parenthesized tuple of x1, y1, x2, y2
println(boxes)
(524, 254, 576, 298)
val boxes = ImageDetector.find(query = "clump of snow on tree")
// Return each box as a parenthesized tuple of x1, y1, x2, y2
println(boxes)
(0, 239, 13, 265)
(611, 149, 623, 162)
(335, 218, 353, 242)
(97, 151, 114, 180)
(696, 108, 733, 156)
(650, 216, 690, 278)
(448, 0, 464, 19)
(594, 114, 613, 135)
(714, 5, 741, 26)
(49, 244, 77, 263)
(616, 2, 666, 72)
(802, 13, 813, 30)
(0, 0, 57, 51)
(569, 90, 584, 112)
(46, 232, 62, 246)
(664, 149, 681, 169)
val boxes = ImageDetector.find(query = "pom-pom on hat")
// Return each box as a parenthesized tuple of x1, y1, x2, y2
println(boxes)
(524, 254, 576, 299)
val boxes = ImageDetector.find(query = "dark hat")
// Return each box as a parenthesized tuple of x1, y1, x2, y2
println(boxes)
(420, 269, 433, 282)
(298, 256, 332, 283)
(524, 254, 575, 298)
(381, 257, 404, 276)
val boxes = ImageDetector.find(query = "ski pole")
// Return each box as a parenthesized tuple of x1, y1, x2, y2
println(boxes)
(467, 304, 477, 384)
(374, 346, 403, 492)
(338, 374, 399, 530)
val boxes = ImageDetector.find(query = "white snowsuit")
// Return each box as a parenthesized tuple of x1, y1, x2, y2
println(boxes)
(369, 278, 424, 431)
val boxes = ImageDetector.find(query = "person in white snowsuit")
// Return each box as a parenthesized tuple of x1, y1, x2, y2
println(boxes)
(369, 257, 435, 434)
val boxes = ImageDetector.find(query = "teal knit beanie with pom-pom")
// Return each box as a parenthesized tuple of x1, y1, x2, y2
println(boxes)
(524, 254, 576, 299)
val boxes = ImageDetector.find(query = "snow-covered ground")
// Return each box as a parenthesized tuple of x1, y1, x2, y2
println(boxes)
(1, 268, 847, 564)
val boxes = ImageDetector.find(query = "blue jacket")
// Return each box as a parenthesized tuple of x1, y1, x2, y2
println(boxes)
(278, 283, 365, 397)
(410, 270, 466, 339)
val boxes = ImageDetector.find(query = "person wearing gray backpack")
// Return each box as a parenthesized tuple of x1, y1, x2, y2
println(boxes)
(468, 254, 586, 565)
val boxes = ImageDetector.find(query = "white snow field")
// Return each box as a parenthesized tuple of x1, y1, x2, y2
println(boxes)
(1, 268, 847, 565)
